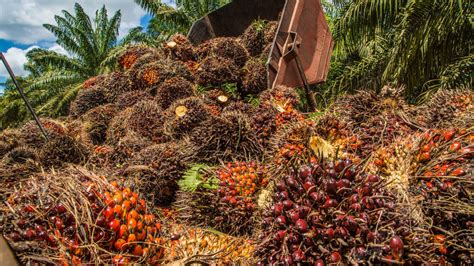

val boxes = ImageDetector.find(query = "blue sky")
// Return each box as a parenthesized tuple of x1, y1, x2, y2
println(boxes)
(0, 1, 167, 93)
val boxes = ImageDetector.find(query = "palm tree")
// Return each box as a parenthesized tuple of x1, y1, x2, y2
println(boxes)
(135, 0, 230, 40)
(0, 77, 35, 128)
(331, 0, 472, 101)
(24, 3, 122, 116)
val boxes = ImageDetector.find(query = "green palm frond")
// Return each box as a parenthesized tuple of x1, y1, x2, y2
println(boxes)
(178, 164, 218, 192)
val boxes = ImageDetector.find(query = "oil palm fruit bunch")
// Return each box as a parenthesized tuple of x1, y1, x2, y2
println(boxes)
(240, 20, 277, 57)
(127, 100, 168, 143)
(2, 168, 165, 264)
(242, 57, 267, 95)
(259, 85, 301, 110)
(127, 50, 164, 89)
(175, 162, 267, 236)
(2, 146, 39, 166)
(163, 34, 196, 62)
(113, 89, 153, 110)
(39, 135, 90, 168)
(82, 74, 107, 90)
(118, 44, 157, 70)
(251, 106, 278, 148)
(408, 128, 473, 263)
(163, 97, 210, 139)
(19, 119, 66, 148)
(270, 121, 315, 167)
(423, 89, 473, 129)
(155, 77, 195, 110)
(70, 86, 108, 117)
(195, 57, 240, 86)
(0, 128, 21, 157)
(82, 104, 118, 145)
(101, 72, 133, 103)
(256, 158, 415, 265)
(187, 111, 262, 163)
(135, 59, 193, 92)
(163, 225, 255, 264)
(196, 37, 249, 68)
(107, 132, 152, 166)
(274, 105, 305, 127)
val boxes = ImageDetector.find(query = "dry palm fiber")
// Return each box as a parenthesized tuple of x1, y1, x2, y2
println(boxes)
(2, 146, 39, 166)
(0, 128, 21, 157)
(127, 100, 168, 143)
(163, 225, 255, 265)
(69, 86, 108, 117)
(162, 33, 196, 62)
(82, 104, 118, 145)
(155, 77, 195, 110)
(39, 135, 90, 168)
(19, 119, 66, 148)
(118, 44, 157, 70)
(119, 165, 178, 207)
(163, 97, 210, 139)
(133, 58, 193, 92)
(242, 57, 267, 95)
(195, 57, 240, 86)
(101, 72, 133, 102)
(113, 89, 153, 110)
(186, 111, 262, 163)
(259, 85, 301, 109)
(423, 88, 473, 129)
(196, 37, 249, 68)
(0, 167, 165, 264)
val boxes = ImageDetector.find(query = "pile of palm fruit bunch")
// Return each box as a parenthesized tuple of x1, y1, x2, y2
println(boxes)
(0, 17, 473, 264)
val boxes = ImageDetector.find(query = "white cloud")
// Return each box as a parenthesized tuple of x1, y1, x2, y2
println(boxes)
(48, 43, 68, 56)
(0, 46, 38, 78)
(0, 0, 147, 44)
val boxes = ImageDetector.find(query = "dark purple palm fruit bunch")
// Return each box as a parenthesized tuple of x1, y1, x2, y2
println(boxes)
(256, 158, 413, 265)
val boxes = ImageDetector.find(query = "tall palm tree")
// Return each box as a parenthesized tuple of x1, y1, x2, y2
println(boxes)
(24, 3, 122, 116)
(0, 77, 35, 128)
(331, 0, 472, 100)
(135, 0, 230, 40)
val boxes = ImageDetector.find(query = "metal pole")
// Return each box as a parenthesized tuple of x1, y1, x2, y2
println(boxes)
(0, 52, 49, 140)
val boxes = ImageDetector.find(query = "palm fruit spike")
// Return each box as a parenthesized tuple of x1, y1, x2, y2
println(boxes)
(163, 97, 210, 139)
(19, 119, 66, 148)
(118, 44, 157, 70)
(257, 157, 419, 264)
(194, 57, 240, 87)
(2, 146, 39, 166)
(163, 225, 255, 264)
(70, 86, 108, 117)
(2, 168, 165, 264)
(423, 88, 473, 129)
(163, 33, 196, 62)
(106, 108, 133, 145)
(196, 37, 249, 68)
(242, 57, 268, 95)
(155, 77, 195, 110)
(114, 90, 153, 110)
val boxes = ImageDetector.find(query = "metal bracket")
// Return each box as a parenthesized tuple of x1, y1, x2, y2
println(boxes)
(0, 52, 49, 140)
(282, 31, 317, 110)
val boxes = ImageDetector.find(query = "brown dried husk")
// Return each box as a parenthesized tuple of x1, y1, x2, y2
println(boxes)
(186, 111, 263, 163)
(82, 104, 118, 145)
(114, 89, 153, 110)
(242, 57, 267, 95)
(101, 72, 133, 102)
(69, 86, 108, 117)
(162, 34, 196, 62)
(163, 97, 210, 139)
(118, 44, 157, 70)
(194, 56, 240, 87)
(39, 135, 90, 168)
(155, 77, 195, 110)
(196, 37, 249, 68)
